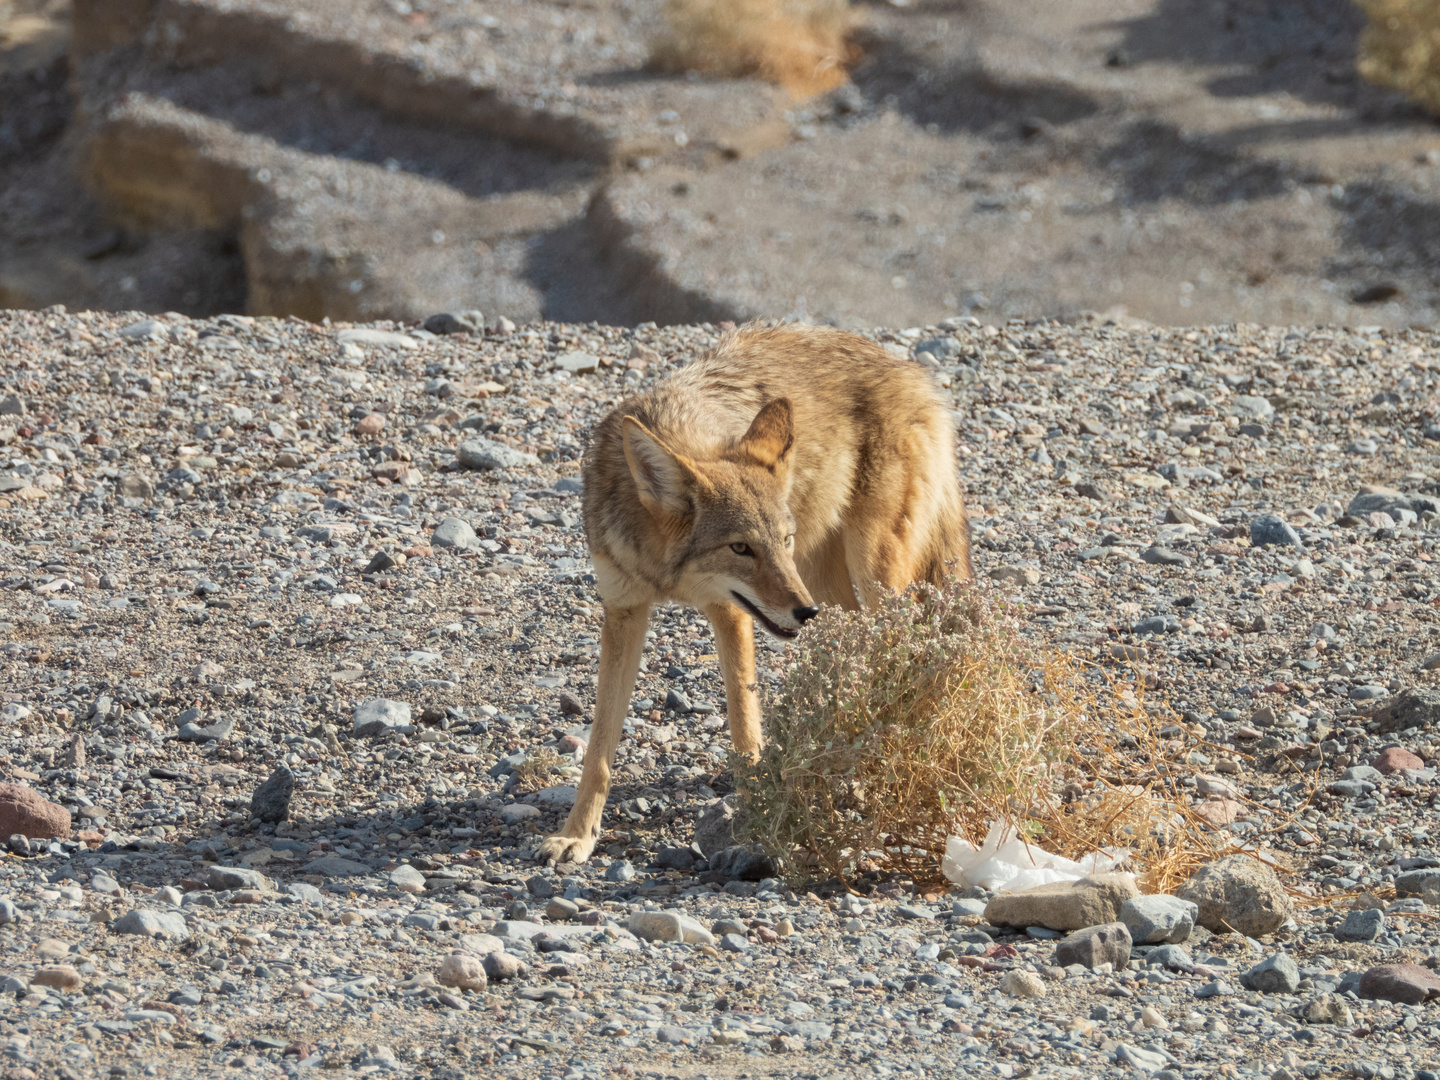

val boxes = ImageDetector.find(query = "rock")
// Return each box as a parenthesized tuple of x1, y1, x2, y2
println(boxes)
(1358, 963, 1440, 1005)
(694, 796, 739, 858)
(553, 350, 599, 374)
(1241, 952, 1300, 994)
(708, 845, 778, 882)
(1139, 546, 1188, 566)
(605, 859, 636, 883)
(354, 412, 386, 436)
(1053, 922, 1131, 971)
(0, 899, 14, 924)
(424, 311, 484, 335)
(176, 715, 235, 743)
(302, 856, 375, 877)
(1335, 908, 1384, 942)
(1114, 1043, 1170, 1073)
(627, 911, 716, 946)
(117, 473, 154, 499)
(1227, 395, 1274, 420)
(119, 318, 166, 341)
(1374, 746, 1424, 774)
(984, 874, 1140, 932)
(335, 328, 417, 350)
(31, 966, 83, 990)
(456, 437, 539, 471)
(112, 908, 188, 940)
(250, 764, 294, 824)
(0, 783, 71, 840)
(436, 953, 487, 991)
(353, 699, 411, 737)
(656, 845, 697, 872)
(1119, 895, 1198, 944)
(999, 970, 1046, 998)
(719, 932, 750, 953)
(1175, 855, 1292, 937)
(431, 516, 481, 551)
(500, 804, 541, 825)
(207, 866, 268, 891)
(1303, 994, 1354, 1025)
(559, 692, 585, 716)
(545, 898, 579, 921)
(990, 565, 1041, 585)
(390, 865, 426, 894)
(1370, 686, 1440, 733)
(1149, 944, 1193, 971)
(483, 952, 525, 982)
(1249, 515, 1303, 549)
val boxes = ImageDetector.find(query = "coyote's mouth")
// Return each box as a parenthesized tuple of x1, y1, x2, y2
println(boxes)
(731, 591, 801, 640)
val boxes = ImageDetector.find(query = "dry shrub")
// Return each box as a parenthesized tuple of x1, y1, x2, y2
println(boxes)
(511, 747, 563, 793)
(1355, 0, 1440, 116)
(735, 580, 1231, 892)
(650, 0, 858, 98)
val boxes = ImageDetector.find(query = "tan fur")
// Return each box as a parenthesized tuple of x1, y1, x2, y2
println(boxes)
(537, 323, 972, 865)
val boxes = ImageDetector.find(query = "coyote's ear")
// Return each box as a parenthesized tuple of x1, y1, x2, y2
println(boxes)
(740, 398, 794, 468)
(622, 417, 700, 519)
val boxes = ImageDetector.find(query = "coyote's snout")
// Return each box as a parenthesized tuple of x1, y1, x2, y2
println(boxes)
(537, 324, 972, 866)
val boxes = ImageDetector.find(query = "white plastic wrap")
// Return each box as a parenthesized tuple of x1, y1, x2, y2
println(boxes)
(942, 820, 1130, 893)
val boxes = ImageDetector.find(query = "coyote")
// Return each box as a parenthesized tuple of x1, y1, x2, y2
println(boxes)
(537, 324, 972, 865)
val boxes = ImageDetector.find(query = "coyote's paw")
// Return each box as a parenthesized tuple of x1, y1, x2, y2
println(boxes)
(536, 832, 596, 866)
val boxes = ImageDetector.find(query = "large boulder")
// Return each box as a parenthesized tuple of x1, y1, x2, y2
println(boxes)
(984, 874, 1140, 932)
(0, 783, 71, 841)
(1175, 855, 1292, 937)
(1358, 963, 1440, 1005)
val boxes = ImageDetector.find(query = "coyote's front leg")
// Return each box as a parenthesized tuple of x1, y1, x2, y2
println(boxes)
(537, 603, 650, 865)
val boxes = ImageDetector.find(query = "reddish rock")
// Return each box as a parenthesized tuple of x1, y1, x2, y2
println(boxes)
(354, 412, 386, 436)
(1358, 963, 1440, 1005)
(1193, 799, 1245, 828)
(1374, 747, 1425, 775)
(0, 784, 71, 841)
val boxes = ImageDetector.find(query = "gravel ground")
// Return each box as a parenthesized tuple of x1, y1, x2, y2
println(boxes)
(3, 307, 1440, 1079)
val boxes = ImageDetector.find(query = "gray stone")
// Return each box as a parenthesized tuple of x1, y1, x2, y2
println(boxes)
(1335, 908, 1384, 942)
(285, 883, 323, 903)
(249, 764, 293, 824)
(605, 859, 636, 883)
(553, 350, 599, 374)
(1241, 952, 1300, 994)
(176, 716, 235, 743)
(1175, 855, 1292, 937)
(690, 780, 731, 849)
(719, 932, 750, 952)
(984, 874, 1140, 932)
(302, 856, 375, 878)
(456, 437, 539, 471)
(111, 908, 188, 940)
(206, 866, 268, 891)
(1139, 546, 1188, 566)
(1226, 395, 1274, 420)
(1054, 921, 1131, 970)
(1148, 944, 1193, 971)
(483, 952, 525, 981)
(1249, 515, 1303, 549)
(353, 699, 411, 737)
(0, 898, 14, 924)
(431, 517, 481, 552)
(335, 327, 418, 350)
(627, 910, 716, 946)
(708, 845, 778, 882)
(389, 865, 426, 891)
(1119, 895, 1198, 944)
(423, 311, 484, 335)
(1371, 687, 1440, 734)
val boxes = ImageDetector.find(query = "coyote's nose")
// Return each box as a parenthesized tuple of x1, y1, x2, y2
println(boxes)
(793, 605, 820, 625)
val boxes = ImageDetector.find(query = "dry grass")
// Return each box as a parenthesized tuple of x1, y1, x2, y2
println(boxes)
(650, 0, 859, 98)
(1355, 0, 1440, 116)
(735, 580, 1233, 892)
(511, 747, 563, 793)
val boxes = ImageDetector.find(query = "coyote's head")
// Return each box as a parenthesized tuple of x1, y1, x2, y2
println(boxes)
(622, 399, 819, 639)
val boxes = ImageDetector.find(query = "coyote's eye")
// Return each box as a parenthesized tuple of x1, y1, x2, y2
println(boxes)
(784, 534, 795, 550)
(730, 542, 754, 556)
